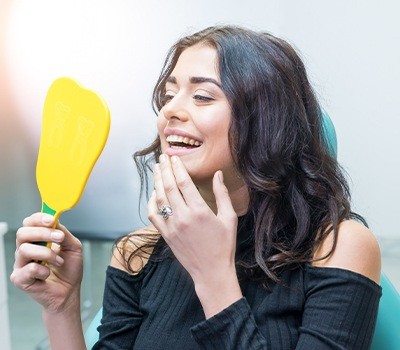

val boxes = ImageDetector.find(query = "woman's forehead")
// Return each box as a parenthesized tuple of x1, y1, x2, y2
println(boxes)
(169, 45, 220, 82)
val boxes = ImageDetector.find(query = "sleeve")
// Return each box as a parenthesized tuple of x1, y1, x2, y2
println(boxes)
(190, 267, 381, 350)
(92, 265, 147, 350)
(296, 266, 382, 350)
(190, 297, 269, 349)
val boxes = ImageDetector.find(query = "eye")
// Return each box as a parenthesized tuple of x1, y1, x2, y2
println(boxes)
(193, 94, 214, 103)
(161, 93, 175, 105)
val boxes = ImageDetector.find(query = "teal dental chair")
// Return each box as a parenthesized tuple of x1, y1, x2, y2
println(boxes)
(84, 111, 400, 349)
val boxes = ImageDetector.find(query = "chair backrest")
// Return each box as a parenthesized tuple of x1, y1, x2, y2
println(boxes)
(321, 109, 338, 157)
(371, 273, 400, 349)
(84, 111, 400, 349)
(321, 111, 400, 348)
(85, 307, 102, 349)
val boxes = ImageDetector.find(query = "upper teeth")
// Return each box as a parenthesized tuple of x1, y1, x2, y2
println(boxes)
(166, 135, 202, 146)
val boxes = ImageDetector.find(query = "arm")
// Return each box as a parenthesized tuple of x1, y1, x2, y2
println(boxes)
(192, 221, 382, 350)
(311, 219, 381, 284)
(10, 213, 85, 350)
(296, 265, 381, 349)
(191, 297, 269, 349)
(148, 155, 243, 319)
(296, 220, 382, 349)
(149, 156, 267, 349)
(43, 294, 85, 350)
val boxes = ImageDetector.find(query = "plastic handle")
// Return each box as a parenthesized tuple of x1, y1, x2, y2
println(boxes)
(34, 202, 60, 265)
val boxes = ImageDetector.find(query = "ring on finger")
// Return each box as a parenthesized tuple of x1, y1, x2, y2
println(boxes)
(158, 205, 173, 220)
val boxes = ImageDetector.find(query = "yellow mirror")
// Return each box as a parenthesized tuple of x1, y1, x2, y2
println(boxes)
(35, 77, 110, 259)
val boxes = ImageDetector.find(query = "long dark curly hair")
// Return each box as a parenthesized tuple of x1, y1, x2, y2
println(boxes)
(117, 25, 363, 289)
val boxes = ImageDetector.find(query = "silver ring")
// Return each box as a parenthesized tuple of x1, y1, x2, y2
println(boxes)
(159, 205, 173, 220)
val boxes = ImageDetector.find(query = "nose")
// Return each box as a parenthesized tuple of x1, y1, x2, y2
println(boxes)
(162, 94, 190, 122)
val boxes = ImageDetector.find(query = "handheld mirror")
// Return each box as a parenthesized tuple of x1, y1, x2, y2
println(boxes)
(35, 77, 110, 262)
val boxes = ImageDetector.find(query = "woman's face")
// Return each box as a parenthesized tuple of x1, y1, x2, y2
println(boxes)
(157, 44, 240, 188)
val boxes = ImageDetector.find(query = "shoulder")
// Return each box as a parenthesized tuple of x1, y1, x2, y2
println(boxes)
(312, 220, 381, 284)
(110, 225, 160, 275)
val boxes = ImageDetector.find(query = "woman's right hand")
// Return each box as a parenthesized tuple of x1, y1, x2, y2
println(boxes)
(10, 213, 83, 313)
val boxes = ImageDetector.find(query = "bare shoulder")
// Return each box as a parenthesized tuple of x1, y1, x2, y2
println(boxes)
(312, 220, 381, 284)
(110, 225, 159, 275)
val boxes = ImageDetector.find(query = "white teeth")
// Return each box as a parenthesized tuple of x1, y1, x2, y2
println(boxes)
(166, 135, 202, 146)
(166, 135, 184, 143)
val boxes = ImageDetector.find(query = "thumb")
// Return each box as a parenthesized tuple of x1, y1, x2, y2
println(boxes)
(56, 221, 82, 251)
(213, 171, 235, 219)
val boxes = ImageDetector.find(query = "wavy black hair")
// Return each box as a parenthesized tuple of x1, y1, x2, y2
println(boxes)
(118, 25, 363, 289)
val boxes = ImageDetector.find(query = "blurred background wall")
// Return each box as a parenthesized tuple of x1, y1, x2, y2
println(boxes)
(1, 0, 399, 238)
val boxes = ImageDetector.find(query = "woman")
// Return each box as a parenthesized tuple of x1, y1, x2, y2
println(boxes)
(11, 26, 381, 349)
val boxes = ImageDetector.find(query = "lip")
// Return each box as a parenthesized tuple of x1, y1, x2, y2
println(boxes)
(163, 128, 203, 157)
(164, 145, 201, 157)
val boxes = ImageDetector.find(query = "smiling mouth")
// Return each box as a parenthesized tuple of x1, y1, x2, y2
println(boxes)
(166, 135, 203, 149)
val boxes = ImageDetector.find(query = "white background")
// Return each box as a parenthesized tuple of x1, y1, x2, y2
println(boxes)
(1, 0, 399, 239)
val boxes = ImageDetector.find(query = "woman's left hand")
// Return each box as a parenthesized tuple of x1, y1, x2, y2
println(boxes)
(148, 154, 242, 316)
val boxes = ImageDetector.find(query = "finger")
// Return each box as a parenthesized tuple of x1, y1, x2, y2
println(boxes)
(170, 155, 203, 206)
(147, 190, 168, 233)
(23, 212, 56, 228)
(159, 154, 186, 208)
(22, 214, 58, 263)
(16, 226, 65, 248)
(19, 214, 80, 252)
(51, 243, 61, 255)
(10, 263, 51, 290)
(213, 171, 237, 220)
(14, 242, 64, 269)
(54, 221, 82, 252)
(153, 163, 170, 209)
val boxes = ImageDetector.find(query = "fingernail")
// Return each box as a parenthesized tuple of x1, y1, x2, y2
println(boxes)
(218, 171, 224, 183)
(42, 214, 54, 225)
(51, 230, 63, 242)
(159, 154, 166, 163)
(56, 255, 64, 266)
(171, 156, 178, 163)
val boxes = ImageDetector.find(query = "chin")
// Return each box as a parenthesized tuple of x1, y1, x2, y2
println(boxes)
(187, 167, 219, 187)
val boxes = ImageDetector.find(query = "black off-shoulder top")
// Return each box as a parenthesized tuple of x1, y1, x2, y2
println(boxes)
(93, 216, 381, 350)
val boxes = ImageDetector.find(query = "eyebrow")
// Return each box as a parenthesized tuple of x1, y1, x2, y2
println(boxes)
(166, 76, 222, 89)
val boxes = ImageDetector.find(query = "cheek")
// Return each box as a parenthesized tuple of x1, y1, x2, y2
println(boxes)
(198, 105, 231, 135)
(202, 118, 233, 164)
(206, 117, 231, 150)
(157, 113, 168, 148)
(156, 111, 167, 132)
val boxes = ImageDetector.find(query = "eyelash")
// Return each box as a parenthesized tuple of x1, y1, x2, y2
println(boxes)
(162, 94, 214, 105)
(162, 94, 174, 104)
(193, 94, 214, 103)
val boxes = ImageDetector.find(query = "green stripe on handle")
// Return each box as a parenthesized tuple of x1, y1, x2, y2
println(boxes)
(42, 202, 56, 216)
(34, 202, 57, 264)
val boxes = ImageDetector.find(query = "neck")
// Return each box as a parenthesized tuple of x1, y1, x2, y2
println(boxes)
(198, 178, 249, 216)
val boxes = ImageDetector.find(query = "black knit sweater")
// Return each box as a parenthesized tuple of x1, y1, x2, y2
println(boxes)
(94, 216, 381, 349)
